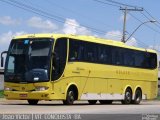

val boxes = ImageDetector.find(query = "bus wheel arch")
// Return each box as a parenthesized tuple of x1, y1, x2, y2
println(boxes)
(122, 86, 133, 104)
(63, 84, 78, 105)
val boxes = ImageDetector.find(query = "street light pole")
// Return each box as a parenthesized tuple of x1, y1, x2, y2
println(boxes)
(120, 7, 143, 43)
(122, 7, 127, 43)
(125, 20, 156, 42)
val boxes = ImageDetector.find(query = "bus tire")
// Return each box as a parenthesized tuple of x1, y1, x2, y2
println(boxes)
(121, 88, 132, 104)
(99, 100, 113, 104)
(28, 100, 39, 105)
(63, 88, 75, 105)
(88, 100, 97, 105)
(132, 88, 142, 104)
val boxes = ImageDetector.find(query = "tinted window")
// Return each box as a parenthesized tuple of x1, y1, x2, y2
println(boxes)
(124, 49, 135, 67)
(68, 39, 157, 69)
(29, 40, 52, 70)
(150, 53, 157, 68)
(84, 42, 97, 62)
(112, 47, 124, 65)
(144, 52, 157, 69)
(69, 40, 85, 61)
(52, 38, 67, 80)
(97, 45, 111, 64)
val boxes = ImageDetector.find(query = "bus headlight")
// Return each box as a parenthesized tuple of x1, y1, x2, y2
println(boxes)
(35, 86, 49, 91)
(4, 87, 13, 91)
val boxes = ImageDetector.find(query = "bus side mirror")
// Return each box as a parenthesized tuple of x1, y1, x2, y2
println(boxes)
(1, 57, 4, 67)
(1, 51, 8, 68)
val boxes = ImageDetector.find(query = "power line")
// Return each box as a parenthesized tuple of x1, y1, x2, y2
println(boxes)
(22, 0, 66, 21)
(125, 31, 148, 48)
(1, 0, 160, 50)
(0, 0, 111, 35)
(93, 0, 119, 8)
(4, 0, 65, 22)
(104, 0, 142, 9)
(2, 0, 123, 38)
(144, 9, 160, 25)
(129, 13, 160, 34)
(2, 0, 122, 38)
(45, 0, 115, 31)
(93, 0, 160, 38)
(126, 31, 160, 52)
(140, 11, 160, 30)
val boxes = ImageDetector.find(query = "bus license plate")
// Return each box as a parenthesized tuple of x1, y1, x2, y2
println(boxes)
(20, 94, 27, 97)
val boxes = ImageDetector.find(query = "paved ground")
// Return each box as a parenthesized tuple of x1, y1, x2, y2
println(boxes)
(0, 99, 159, 114)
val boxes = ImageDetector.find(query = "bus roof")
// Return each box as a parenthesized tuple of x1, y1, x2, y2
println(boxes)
(13, 33, 157, 53)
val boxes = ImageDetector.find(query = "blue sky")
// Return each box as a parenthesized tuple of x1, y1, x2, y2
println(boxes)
(0, 0, 160, 54)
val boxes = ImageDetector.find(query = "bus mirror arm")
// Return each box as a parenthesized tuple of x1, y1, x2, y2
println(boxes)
(1, 51, 8, 68)
(1, 57, 3, 68)
(52, 51, 56, 57)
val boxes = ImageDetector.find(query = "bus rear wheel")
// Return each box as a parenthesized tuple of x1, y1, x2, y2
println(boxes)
(121, 88, 132, 104)
(27, 100, 39, 105)
(99, 100, 113, 104)
(63, 89, 75, 105)
(88, 100, 97, 105)
(132, 89, 142, 104)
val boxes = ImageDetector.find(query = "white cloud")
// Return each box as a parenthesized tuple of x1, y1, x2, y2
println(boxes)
(62, 18, 91, 35)
(105, 30, 122, 41)
(105, 30, 138, 46)
(0, 31, 26, 52)
(27, 17, 58, 32)
(125, 37, 137, 46)
(148, 45, 160, 50)
(0, 16, 20, 25)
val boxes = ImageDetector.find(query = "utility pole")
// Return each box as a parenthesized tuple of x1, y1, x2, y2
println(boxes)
(120, 7, 143, 43)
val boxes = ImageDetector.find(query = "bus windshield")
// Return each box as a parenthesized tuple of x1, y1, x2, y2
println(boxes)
(5, 38, 53, 83)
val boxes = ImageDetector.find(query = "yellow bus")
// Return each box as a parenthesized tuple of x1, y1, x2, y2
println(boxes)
(1, 34, 158, 105)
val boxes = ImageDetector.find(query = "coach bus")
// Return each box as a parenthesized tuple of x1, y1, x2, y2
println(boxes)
(1, 34, 158, 105)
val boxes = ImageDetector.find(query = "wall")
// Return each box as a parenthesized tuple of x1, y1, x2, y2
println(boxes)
(0, 69, 4, 90)
(0, 75, 4, 90)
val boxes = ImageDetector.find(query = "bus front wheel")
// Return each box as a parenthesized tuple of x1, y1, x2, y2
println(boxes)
(63, 89, 75, 105)
(27, 100, 39, 105)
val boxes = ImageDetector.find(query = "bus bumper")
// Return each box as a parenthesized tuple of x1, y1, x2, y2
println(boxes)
(4, 91, 61, 100)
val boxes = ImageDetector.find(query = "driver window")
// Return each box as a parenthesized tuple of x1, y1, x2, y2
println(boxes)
(52, 38, 67, 80)
(7, 56, 15, 73)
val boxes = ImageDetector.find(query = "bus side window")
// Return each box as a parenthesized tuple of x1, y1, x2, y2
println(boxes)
(69, 40, 77, 61)
(84, 42, 97, 62)
(135, 52, 145, 68)
(98, 45, 111, 64)
(52, 38, 67, 80)
(149, 53, 157, 69)
(124, 50, 135, 67)
(112, 48, 123, 65)
(143, 52, 157, 69)
(69, 39, 85, 62)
